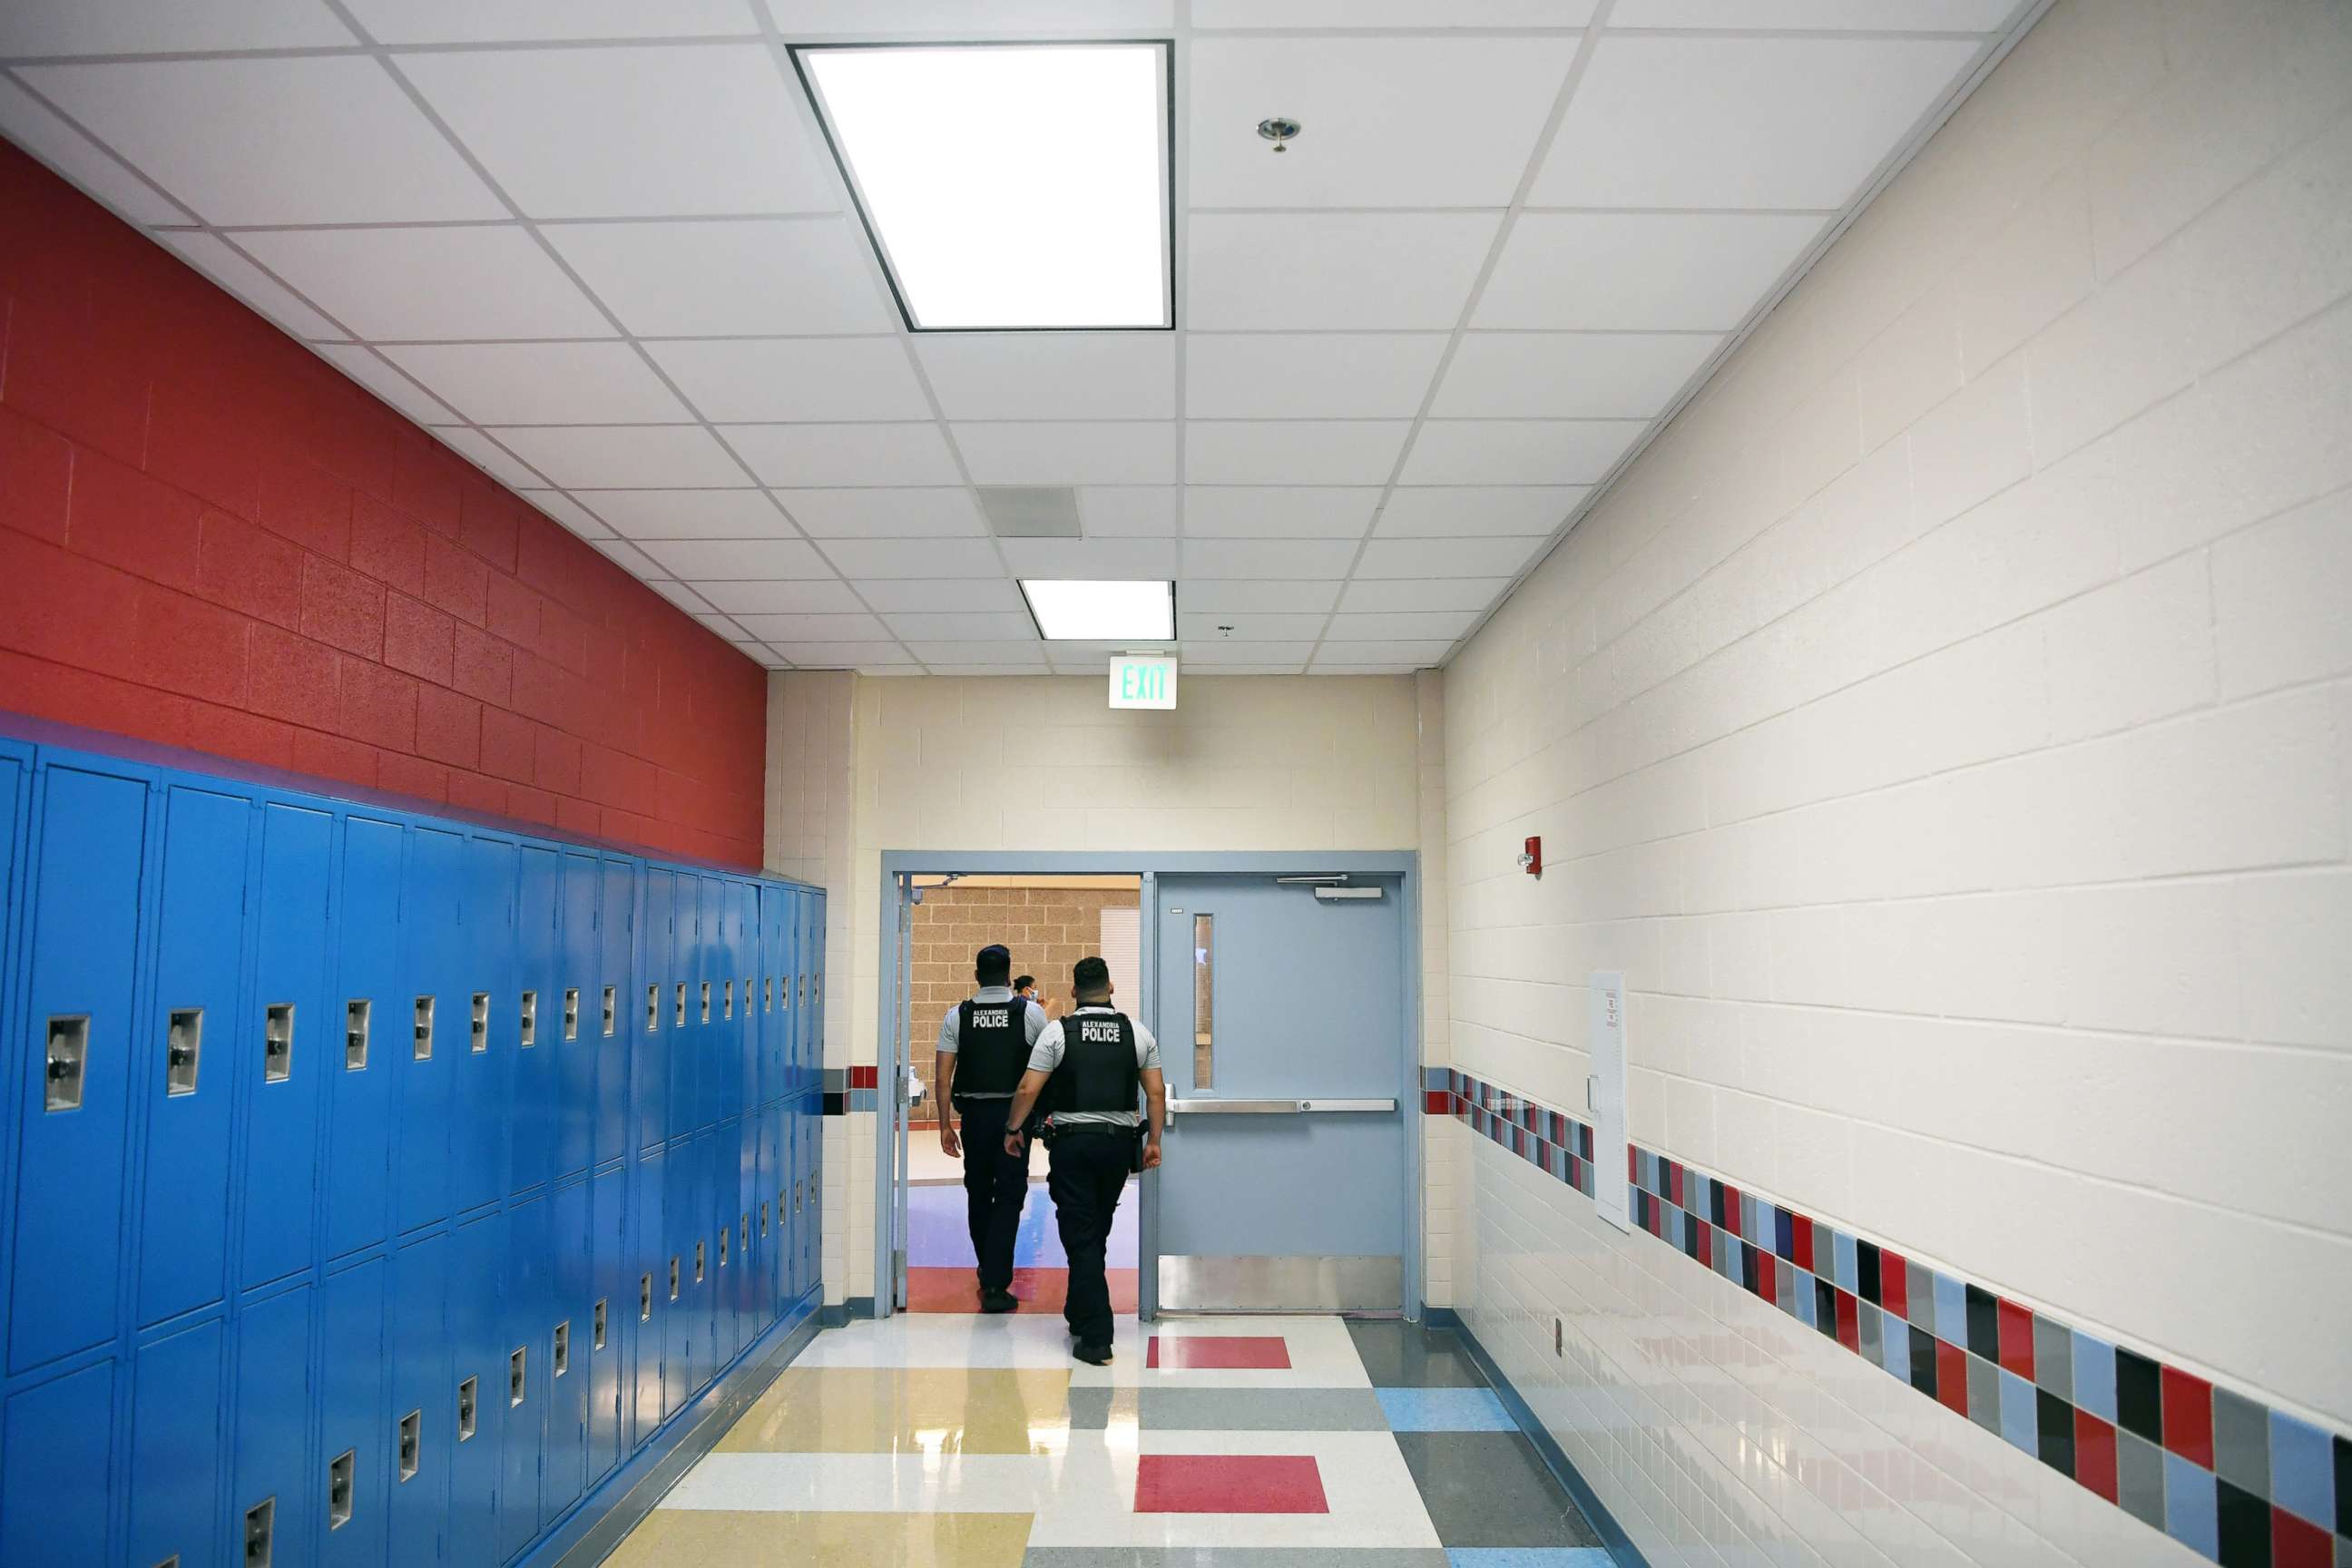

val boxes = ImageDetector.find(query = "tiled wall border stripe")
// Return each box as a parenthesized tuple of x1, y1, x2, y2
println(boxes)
(1442, 1071, 2352, 1568)
(822, 1066, 878, 1115)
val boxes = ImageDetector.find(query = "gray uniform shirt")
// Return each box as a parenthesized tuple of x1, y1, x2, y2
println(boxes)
(935, 985, 1048, 1099)
(1026, 1005, 1161, 1128)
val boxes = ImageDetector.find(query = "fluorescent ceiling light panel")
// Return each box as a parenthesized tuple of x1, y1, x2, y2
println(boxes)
(799, 42, 1171, 330)
(1020, 579, 1175, 642)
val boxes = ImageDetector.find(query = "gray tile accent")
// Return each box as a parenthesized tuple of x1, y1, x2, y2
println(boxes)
(1775, 1254, 1797, 1315)
(2033, 1316, 2073, 1400)
(821, 1065, 848, 1093)
(1906, 1259, 1936, 1338)
(2210, 1385, 2270, 1497)
(1345, 1319, 1488, 1389)
(1063, 1386, 1113, 1431)
(1393, 1431, 1605, 1550)
(2117, 1428, 2168, 1532)
(1966, 1354, 2003, 1436)
(1135, 1387, 1388, 1431)
(1858, 1301, 1882, 1364)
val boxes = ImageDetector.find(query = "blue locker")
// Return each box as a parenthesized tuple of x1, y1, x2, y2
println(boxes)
(660, 1141, 693, 1418)
(760, 885, 789, 1104)
(1, 1360, 113, 1563)
(327, 816, 402, 1260)
(667, 876, 700, 1137)
(139, 786, 252, 1326)
(806, 896, 826, 1091)
(321, 1257, 389, 1568)
(455, 838, 514, 1215)
(760, 1104, 783, 1325)
(695, 1131, 720, 1393)
(396, 828, 462, 1233)
(630, 1146, 666, 1437)
(635, 868, 671, 1152)
(544, 1179, 590, 1525)
(799, 1096, 821, 1302)
(446, 1215, 503, 1568)
(732, 1114, 757, 1355)
(587, 1162, 625, 1483)
(499, 1195, 548, 1563)
(235, 1283, 316, 1568)
(130, 1317, 227, 1568)
(696, 877, 725, 1132)
(712, 1121, 741, 1371)
(778, 887, 801, 1098)
(10, 764, 146, 1374)
(556, 853, 598, 1181)
(385, 1233, 451, 1568)
(731, 882, 757, 1122)
(243, 801, 333, 1289)
(593, 858, 633, 1170)
(509, 844, 557, 1196)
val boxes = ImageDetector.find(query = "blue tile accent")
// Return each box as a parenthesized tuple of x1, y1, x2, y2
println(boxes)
(1425, 1066, 1451, 1091)
(1882, 1315, 1911, 1384)
(1446, 1552, 1618, 1567)
(1379, 1387, 1519, 1433)
(1775, 1206, 1794, 1260)
(1934, 1272, 1967, 1345)
(2073, 1331, 2118, 1423)
(1999, 1368, 2038, 1455)
(2269, 1406, 2336, 1527)
(1832, 1230, 1858, 1294)
(1793, 1269, 1818, 1328)
(2163, 1452, 2218, 1558)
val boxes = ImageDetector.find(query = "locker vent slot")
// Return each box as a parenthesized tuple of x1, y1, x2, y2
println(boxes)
(694, 1240, 706, 1284)
(243, 1496, 274, 1568)
(593, 1298, 608, 1351)
(673, 983, 685, 1028)
(345, 999, 369, 1072)
(793, 1179, 803, 1214)
(718, 1227, 729, 1269)
(328, 1448, 355, 1529)
(603, 985, 617, 1037)
(563, 988, 580, 1042)
(641, 1273, 653, 1320)
(740, 1214, 748, 1254)
(263, 1003, 295, 1083)
(470, 992, 489, 1053)
(399, 1407, 422, 1475)
(508, 1347, 526, 1406)
(414, 996, 434, 1059)
(553, 1320, 570, 1377)
(760, 1201, 769, 1237)
(723, 979, 733, 1020)
(700, 982, 710, 1024)
(645, 985, 659, 1032)
(519, 990, 537, 1048)
(765, 976, 773, 1013)
(155, 1558, 180, 1568)
(456, 1378, 477, 1442)
(668, 1258, 680, 1301)
(166, 1008, 203, 1096)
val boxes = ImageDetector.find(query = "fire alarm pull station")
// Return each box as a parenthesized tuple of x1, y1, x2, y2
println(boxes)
(1519, 837, 1542, 877)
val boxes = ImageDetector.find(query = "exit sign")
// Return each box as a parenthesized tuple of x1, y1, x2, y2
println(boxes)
(1108, 654, 1178, 710)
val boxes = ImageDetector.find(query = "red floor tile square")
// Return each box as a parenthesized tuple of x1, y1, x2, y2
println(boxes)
(903, 1266, 1137, 1315)
(1133, 1454, 1328, 1514)
(1145, 1334, 1293, 1370)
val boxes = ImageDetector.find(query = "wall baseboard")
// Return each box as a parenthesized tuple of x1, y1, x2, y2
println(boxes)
(1425, 1306, 1651, 1568)
(820, 1296, 877, 1327)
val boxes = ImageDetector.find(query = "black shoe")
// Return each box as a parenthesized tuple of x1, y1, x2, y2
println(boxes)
(980, 1289, 1018, 1314)
(1073, 1341, 1112, 1366)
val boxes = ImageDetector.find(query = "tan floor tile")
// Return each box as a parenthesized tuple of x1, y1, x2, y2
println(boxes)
(715, 1367, 1076, 1455)
(603, 1510, 1033, 1568)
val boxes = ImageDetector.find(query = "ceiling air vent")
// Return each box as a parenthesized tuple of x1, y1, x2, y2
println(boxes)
(978, 486, 1083, 538)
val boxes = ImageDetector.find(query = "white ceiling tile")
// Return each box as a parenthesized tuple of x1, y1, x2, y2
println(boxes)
(1355, 536, 1547, 579)
(1181, 579, 1342, 612)
(428, 427, 544, 490)
(649, 539, 828, 579)
(906, 642, 1047, 667)
(723, 424, 961, 487)
(696, 579, 865, 613)
(1000, 539, 1177, 581)
(0, 75, 185, 225)
(857, 579, 1024, 613)
(1532, 36, 1980, 210)
(1610, 0, 2014, 29)
(239, 226, 612, 340)
(766, 0, 1173, 28)
(0, 0, 354, 55)
(347, 0, 755, 43)
(1325, 610, 1482, 640)
(781, 642, 915, 667)
(1186, 335, 1448, 419)
(825, 538, 1001, 579)
(1376, 486, 1583, 538)
(490, 425, 747, 488)
(1183, 487, 1380, 539)
(926, 665, 1049, 677)
(1339, 577, 1509, 612)
(516, 491, 612, 539)
(691, 611, 752, 642)
(385, 341, 688, 424)
(152, 232, 340, 339)
(1077, 487, 1179, 537)
(312, 345, 460, 425)
(779, 488, 984, 539)
(589, 536, 662, 572)
(736, 612, 889, 642)
(571, 489, 783, 539)
(641, 578, 714, 611)
(1190, 37, 1576, 209)
(20, 58, 503, 225)
(1181, 539, 1358, 579)
(543, 218, 894, 337)
(916, 335, 1175, 421)
(1186, 421, 1410, 485)
(647, 338, 928, 424)
(1400, 420, 1644, 485)
(1179, 612, 1328, 640)
(1046, 643, 1135, 674)
(1192, 0, 1592, 22)
(1434, 333, 1722, 419)
(882, 612, 1036, 641)
(952, 423, 1175, 486)
(1311, 640, 1455, 664)
(1190, 213, 1499, 330)
(1184, 641, 1318, 665)
(1474, 212, 1827, 330)
(399, 45, 838, 219)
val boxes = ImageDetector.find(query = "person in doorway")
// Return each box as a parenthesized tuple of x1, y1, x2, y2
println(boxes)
(1001, 956, 1166, 1365)
(936, 943, 1049, 1313)
(1014, 975, 1040, 1008)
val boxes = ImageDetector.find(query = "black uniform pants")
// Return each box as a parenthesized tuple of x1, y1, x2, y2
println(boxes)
(1047, 1128, 1132, 1348)
(954, 1096, 1030, 1291)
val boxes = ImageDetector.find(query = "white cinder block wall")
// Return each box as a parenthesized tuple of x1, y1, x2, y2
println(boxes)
(1439, 0, 2352, 1563)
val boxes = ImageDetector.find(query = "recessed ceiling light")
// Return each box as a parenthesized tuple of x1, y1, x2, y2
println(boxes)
(798, 43, 1172, 331)
(1020, 579, 1174, 642)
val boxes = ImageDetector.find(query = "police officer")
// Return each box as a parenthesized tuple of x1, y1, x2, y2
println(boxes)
(935, 944, 1048, 1313)
(1001, 956, 1165, 1365)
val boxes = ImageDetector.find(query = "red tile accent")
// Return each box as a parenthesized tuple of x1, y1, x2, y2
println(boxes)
(848, 1066, 878, 1090)
(1833, 1289, 1860, 1352)
(2161, 1366, 2214, 1466)
(1756, 1249, 1777, 1303)
(1134, 1455, 1328, 1515)
(1997, 1299, 2035, 1381)
(2073, 1410, 2118, 1504)
(1720, 1184, 1741, 1239)
(1696, 1221, 1712, 1269)
(1425, 1090, 1450, 1114)
(1792, 1215, 1816, 1273)
(1668, 1163, 1683, 1208)
(1880, 1250, 1909, 1320)
(1145, 1336, 1292, 1371)
(1935, 1340, 1969, 1417)
(2271, 1507, 2332, 1568)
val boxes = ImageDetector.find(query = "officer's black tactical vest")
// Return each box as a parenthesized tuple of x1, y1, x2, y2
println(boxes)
(952, 995, 1027, 1097)
(1045, 1010, 1141, 1117)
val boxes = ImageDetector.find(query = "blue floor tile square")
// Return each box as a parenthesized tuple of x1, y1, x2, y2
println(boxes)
(1379, 1387, 1519, 1432)
(1446, 1551, 1617, 1566)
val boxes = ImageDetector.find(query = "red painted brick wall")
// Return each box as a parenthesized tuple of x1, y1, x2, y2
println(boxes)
(0, 142, 767, 867)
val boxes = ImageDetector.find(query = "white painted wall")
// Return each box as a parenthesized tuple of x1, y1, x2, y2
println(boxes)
(1439, 0, 2352, 1560)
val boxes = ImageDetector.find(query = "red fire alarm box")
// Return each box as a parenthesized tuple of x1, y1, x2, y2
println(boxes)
(1520, 836, 1542, 877)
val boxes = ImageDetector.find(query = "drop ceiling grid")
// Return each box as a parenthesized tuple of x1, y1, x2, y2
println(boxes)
(0, 0, 2041, 678)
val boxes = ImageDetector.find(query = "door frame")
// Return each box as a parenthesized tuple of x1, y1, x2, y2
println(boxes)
(873, 851, 1422, 1323)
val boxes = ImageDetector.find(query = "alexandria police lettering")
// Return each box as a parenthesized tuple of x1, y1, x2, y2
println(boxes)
(1078, 1020, 1121, 1044)
(971, 1008, 1010, 1028)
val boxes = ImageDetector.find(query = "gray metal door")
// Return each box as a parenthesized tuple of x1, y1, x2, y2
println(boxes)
(1151, 875, 1407, 1312)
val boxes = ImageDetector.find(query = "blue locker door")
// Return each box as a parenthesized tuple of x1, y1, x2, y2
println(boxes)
(321, 1257, 388, 1568)
(635, 869, 671, 1153)
(509, 844, 557, 1196)
(588, 1163, 625, 1483)
(386, 1233, 451, 1568)
(763, 886, 789, 1103)
(10, 764, 147, 1374)
(694, 1131, 720, 1393)
(714, 1121, 740, 1370)
(733, 1114, 756, 1354)
(660, 1142, 692, 1419)
(244, 802, 333, 1289)
(327, 817, 402, 1261)
(0, 1360, 113, 1563)
(456, 838, 514, 1215)
(696, 878, 724, 1131)
(593, 859, 633, 1170)
(235, 1283, 315, 1568)
(732, 882, 757, 1122)
(556, 854, 597, 1181)
(544, 1178, 589, 1524)
(667, 876, 699, 1135)
(807, 896, 825, 1092)
(130, 1317, 227, 1568)
(446, 1215, 502, 1568)
(631, 1147, 665, 1437)
(775, 887, 799, 1099)
(139, 786, 252, 1326)
(498, 1195, 547, 1563)
(396, 828, 461, 1233)
(761, 1103, 782, 1325)
(800, 1096, 821, 1302)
